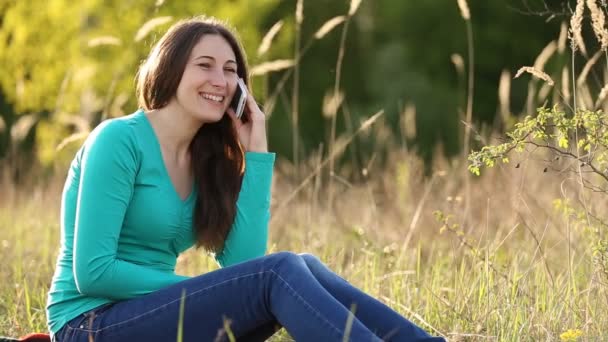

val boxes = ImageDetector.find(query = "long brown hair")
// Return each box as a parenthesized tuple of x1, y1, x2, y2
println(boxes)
(136, 16, 249, 253)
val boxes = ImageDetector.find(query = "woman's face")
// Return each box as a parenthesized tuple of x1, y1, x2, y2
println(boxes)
(174, 34, 239, 123)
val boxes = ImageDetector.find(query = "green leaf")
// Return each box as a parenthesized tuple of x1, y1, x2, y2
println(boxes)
(558, 136, 569, 149)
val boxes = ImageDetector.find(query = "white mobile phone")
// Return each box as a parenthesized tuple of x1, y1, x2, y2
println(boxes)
(230, 78, 248, 119)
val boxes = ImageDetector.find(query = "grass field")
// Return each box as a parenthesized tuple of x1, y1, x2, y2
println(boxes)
(1, 148, 606, 341)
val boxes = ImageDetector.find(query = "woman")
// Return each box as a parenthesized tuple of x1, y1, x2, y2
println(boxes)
(46, 16, 445, 342)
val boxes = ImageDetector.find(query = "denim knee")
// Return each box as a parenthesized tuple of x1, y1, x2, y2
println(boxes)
(298, 253, 324, 270)
(267, 251, 307, 274)
(300, 252, 330, 271)
(266, 252, 335, 286)
(298, 253, 320, 264)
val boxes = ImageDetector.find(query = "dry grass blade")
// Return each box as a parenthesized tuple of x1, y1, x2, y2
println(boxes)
(498, 69, 511, 123)
(586, 0, 608, 50)
(457, 0, 471, 20)
(359, 110, 384, 131)
(348, 0, 363, 16)
(451, 53, 465, 76)
(314, 16, 346, 39)
(56, 132, 89, 152)
(87, 36, 121, 47)
(257, 20, 284, 57)
(514, 66, 555, 86)
(562, 66, 571, 101)
(576, 50, 602, 86)
(401, 103, 417, 140)
(570, 0, 587, 55)
(537, 82, 553, 102)
(176, 289, 186, 342)
(134, 16, 173, 42)
(10, 114, 37, 143)
(322, 90, 344, 118)
(296, 0, 304, 25)
(250, 59, 295, 76)
(578, 83, 594, 110)
(342, 303, 357, 342)
(533, 41, 556, 71)
(595, 84, 608, 107)
(353, 110, 384, 135)
(397, 172, 440, 260)
(558, 21, 568, 54)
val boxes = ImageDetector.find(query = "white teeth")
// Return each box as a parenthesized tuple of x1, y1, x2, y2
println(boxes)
(201, 93, 224, 102)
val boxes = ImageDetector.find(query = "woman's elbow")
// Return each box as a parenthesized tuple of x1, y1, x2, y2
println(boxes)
(73, 261, 101, 295)
(74, 273, 95, 295)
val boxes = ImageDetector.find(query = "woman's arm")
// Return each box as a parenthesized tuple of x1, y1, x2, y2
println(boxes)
(214, 151, 275, 267)
(72, 120, 189, 300)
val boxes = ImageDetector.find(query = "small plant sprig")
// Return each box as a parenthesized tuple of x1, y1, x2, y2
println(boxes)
(468, 103, 608, 294)
(554, 198, 608, 285)
(468, 106, 608, 191)
(560, 328, 584, 342)
(433, 210, 534, 301)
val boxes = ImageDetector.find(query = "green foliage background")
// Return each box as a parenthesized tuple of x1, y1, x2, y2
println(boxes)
(0, 0, 565, 175)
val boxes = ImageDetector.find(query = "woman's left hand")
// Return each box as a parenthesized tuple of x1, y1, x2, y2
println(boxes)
(226, 93, 268, 153)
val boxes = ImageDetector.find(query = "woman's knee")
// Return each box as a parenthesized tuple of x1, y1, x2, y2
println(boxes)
(266, 251, 306, 271)
(298, 253, 321, 266)
(297, 253, 328, 275)
(265, 252, 327, 276)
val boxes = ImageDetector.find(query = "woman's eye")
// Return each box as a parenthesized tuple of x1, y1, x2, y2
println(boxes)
(198, 63, 210, 68)
(225, 68, 237, 73)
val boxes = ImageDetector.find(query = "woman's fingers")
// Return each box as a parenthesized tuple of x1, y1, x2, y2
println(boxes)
(245, 93, 266, 121)
(225, 107, 239, 122)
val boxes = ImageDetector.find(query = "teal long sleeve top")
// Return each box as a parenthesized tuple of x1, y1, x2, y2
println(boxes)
(46, 109, 275, 334)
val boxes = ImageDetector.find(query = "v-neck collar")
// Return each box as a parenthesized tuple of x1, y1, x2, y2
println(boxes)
(137, 109, 196, 204)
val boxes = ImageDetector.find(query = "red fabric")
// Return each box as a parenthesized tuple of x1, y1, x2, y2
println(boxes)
(19, 334, 51, 342)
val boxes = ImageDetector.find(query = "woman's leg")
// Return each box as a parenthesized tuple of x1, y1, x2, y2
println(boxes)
(59, 252, 382, 342)
(298, 253, 445, 341)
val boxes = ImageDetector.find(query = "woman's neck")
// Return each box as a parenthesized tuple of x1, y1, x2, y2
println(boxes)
(146, 103, 202, 158)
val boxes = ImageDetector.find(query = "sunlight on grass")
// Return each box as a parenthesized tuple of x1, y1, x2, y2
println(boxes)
(1, 151, 606, 340)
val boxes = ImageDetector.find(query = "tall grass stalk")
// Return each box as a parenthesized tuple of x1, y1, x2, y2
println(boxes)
(176, 289, 186, 342)
(341, 303, 356, 342)
(327, 0, 362, 208)
(222, 317, 236, 342)
(569, 2, 593, 296)
(292, 0, 303, 178)
(457, 0, 475, 225)
(257, 20, 284, 57)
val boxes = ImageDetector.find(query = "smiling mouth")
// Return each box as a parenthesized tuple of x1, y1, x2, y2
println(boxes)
(200, 92, 225, 103)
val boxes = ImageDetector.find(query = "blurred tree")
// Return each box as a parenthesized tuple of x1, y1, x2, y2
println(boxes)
(0, 0, 278, 174)
(362, 0, 563, 165)
(261, 0, 563, 171)
(0, 0, 575, 178)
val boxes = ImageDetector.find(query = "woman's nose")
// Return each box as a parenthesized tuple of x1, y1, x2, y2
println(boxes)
(209, 68, 227, 88)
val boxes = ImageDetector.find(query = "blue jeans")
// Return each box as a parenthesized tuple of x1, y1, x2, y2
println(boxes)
(54, 252, 445, 341)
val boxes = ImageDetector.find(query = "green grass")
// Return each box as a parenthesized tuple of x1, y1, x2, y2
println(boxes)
(1, 153, 606, 341)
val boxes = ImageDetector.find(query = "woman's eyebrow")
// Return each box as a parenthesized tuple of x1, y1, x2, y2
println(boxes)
(194, 55, 237, 64)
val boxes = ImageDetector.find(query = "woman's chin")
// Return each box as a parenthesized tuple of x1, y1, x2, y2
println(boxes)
(189, 109, 225, 123)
